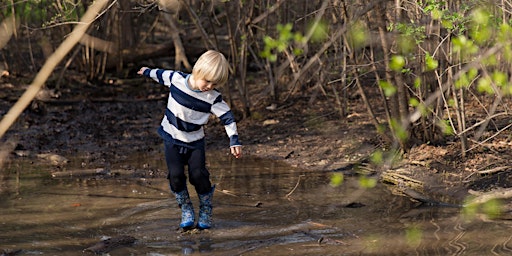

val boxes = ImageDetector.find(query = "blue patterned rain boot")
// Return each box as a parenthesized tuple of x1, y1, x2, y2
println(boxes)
(174, 189, 195, 229)
(197, 185, 215, 229)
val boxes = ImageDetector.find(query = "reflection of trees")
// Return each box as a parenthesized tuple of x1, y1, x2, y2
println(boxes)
(210, 155, 324, 200)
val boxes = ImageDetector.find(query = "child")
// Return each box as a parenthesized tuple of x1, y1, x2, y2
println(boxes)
(137, 50, 242, 230)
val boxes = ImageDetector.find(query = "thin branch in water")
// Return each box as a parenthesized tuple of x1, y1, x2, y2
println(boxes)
(285, 174, 305, 198)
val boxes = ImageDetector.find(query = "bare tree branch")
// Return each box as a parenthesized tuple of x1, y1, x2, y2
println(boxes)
(0, 0, 111, 139)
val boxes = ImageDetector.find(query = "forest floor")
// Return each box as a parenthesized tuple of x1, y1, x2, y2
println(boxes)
(1, 72, 512, 206)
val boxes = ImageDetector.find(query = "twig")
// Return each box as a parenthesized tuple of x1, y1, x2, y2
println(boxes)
(285, 174, 305, 198)
(477, 166, 510, 175)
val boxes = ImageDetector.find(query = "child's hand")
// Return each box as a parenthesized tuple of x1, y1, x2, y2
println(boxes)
(231, 146, 242, 159)
(137, 67, 148, 75)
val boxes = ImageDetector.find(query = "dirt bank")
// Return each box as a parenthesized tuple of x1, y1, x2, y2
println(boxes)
(1, 75, 512, 206)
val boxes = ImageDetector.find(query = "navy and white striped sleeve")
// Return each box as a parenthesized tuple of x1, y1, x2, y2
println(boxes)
(211, 96, 241, 147)
(143, 68, 175, 87)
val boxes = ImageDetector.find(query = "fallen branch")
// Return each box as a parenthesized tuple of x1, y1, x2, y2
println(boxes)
(466, 188, 512, 206)
(477, 166, 510, 175)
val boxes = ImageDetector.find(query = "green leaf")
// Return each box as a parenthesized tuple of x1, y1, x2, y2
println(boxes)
(409, 97, 419, 107)
(425, 53, 438, 71)
(370, 150, 383, 165)
(390, 118, 408, 142)
(431, 8, 442, 20)
(308, 19, 328, 43)
(390, 55, 406, 71)
(347, 21, 368, 49)
(482, 199, 502, 219)
(492, 71, 507, 87)
(358, 176, 377, 189)
(413, 77, 421, 88)
(330, 173, 344, 187)
(378, 80, 397, 97)
(477, 76, 494, 94)
(471, 8, 490, 25)
(438, 119, 454, 135)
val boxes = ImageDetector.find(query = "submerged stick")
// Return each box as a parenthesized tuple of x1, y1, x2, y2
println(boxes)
(285, 174, 305, 198)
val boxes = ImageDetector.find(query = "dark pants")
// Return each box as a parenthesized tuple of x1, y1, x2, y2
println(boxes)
(164, 140, 211, 195)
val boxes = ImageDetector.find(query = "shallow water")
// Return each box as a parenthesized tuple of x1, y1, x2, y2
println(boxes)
(1, 152, 512, 255)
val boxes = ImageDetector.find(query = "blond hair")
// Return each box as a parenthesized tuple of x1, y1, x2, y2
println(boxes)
(192, 50, 229, 86)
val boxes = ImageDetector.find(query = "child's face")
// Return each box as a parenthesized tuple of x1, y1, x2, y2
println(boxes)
(194, 77, 216, 92)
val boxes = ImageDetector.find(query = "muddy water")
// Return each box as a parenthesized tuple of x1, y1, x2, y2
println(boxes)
(1, 152, 512, 256)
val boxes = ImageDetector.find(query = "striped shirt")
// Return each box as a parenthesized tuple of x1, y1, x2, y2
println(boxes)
(142, 68, 241, 148)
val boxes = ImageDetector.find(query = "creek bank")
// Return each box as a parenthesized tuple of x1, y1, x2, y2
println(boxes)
(2, 79, 512, 215)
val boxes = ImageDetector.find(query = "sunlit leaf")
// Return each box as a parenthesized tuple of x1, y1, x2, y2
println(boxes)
(414, 77, 421, 89)
(347, 21, 368, 49)
(425, 53, 438, 71)
(482, 199, 502, 219)
(492, 71, 507, 87)
(359, 176, 377, 189)
(330, 173, 344, 187)
(308, 19, 329, 43)
(371, 150, 383, 165)
(471, 27, 493, 46)
(390, 55, 406, 71)
(409, 97, 419, 107)
(438, 119, 454, 135)
(498, 23, 512, 43)
(390, 118, 408, 142)
(476, 76, 494, 94)
(431, 8, 442, 20)
(448, 98, 456, 107)
(455, 73, 470, 89)
(471, 8, 490, 25)
(397, 35, 415, 54)
(441, 19, 454, 30)
(378, 80, 397, 97)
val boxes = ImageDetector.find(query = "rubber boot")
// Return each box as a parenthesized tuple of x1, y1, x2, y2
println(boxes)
(174, 188, 195, 229)
(197, 185, 215, 229)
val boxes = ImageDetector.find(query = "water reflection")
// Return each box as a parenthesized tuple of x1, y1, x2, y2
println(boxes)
(1, 152, 512, 255)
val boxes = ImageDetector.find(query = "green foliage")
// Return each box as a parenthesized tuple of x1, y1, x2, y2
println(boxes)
(389, 55, 406, 71)
(463, 198, 503, 220)
(390, 118, 408, 142)
(409, 97, 419, 107)
(423, 0, 470, 33)
(307, 19, 329, 43)
(405, 225, 422, 247)
(388, 22, 425, 44)
(452, 35, 478, 60)
(424, 52, 438, 71)
(358, 176, 377, 189)
(476, 76, 494, 94)
(378, 80, 397, 97)
(330, 173, 344, 187)
(454, 67, 478, 89)
(260, 23, 305, 62)
(470, 8, 494, 45)
(370, 150, 383, 165)
(2, 0, 83, 28)
(438, 119, 454, 135)
(346, 21, 368, 49)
